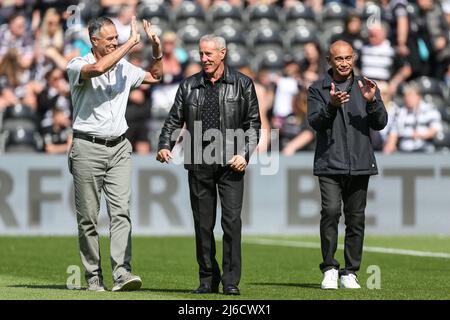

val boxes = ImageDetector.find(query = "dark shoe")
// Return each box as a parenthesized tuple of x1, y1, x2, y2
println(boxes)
(223, 285, 240, 295)
(192, 284, 219, 294)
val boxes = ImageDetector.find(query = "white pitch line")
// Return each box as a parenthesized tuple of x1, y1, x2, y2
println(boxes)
(243, 238, 450, 259)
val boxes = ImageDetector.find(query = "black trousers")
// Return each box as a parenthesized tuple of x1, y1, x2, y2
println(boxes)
(318, 175, 370, 275)
(188, 164, 244, 287)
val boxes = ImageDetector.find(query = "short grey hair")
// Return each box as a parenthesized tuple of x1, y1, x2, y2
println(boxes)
(403, 82, 421, 95)
(199, 34, 227, 50)
(88, 16, 114, 38)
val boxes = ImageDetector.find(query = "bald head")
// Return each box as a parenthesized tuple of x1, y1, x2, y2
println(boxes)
(327, 40, 355, 81)
(328, 40, 354, 58)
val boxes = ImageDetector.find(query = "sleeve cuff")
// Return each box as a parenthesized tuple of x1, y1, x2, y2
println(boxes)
(366, 98, 378, 113)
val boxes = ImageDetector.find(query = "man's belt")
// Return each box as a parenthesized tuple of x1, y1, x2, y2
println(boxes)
(73, 131, 126, 147)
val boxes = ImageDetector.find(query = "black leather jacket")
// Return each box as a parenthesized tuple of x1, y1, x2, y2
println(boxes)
(307, 69, 388, 176)
(158, 65, 261, 170)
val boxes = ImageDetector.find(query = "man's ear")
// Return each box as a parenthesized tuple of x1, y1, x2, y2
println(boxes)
(91, 36, 98, 47)
(326, 55, 331, 65)
(220, 48, 227, 61)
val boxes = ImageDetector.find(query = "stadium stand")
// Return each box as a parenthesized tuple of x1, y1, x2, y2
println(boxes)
(0, 0, 449, 154)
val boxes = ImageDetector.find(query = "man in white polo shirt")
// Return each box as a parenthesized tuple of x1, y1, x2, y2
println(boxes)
(66, 16, 162, 292)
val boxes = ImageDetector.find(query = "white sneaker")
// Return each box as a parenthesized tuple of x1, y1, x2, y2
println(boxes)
(340, 274, 361, 289)
(321, 269, 338, 290)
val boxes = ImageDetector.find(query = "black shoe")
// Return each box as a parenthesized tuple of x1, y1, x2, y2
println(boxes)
(223, 285, 240, 295)
(192, 284, 219, 294)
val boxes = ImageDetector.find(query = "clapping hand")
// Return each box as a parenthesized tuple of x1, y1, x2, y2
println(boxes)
(358, 77, 377, 102)
(129, 16, 140, 47)
(330, 82, 350, 107)
(143, 19, 161, 47)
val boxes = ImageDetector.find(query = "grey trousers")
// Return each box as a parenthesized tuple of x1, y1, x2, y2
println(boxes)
(68, 137, 133, 281)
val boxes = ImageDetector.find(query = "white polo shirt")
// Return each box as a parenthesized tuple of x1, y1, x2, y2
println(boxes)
(66, 52, 146, 138)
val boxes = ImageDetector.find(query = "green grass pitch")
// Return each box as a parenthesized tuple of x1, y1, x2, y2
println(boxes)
(0, 235, 449, 300)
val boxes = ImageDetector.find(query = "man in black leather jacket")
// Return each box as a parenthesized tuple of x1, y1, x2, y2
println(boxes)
(157, 34, 261, 296)
(307, 40, 387, 290)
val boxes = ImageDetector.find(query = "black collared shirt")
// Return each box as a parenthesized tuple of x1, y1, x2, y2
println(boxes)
(201, 75, 222, 134)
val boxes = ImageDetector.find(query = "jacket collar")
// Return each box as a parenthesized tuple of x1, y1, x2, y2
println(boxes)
(192, 64, 235, 88)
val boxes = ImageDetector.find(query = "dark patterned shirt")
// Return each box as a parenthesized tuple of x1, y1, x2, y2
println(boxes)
(201, 77, 222, 134)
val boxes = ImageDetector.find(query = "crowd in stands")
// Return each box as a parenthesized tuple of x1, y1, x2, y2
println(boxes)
(0, 0, 449, 155)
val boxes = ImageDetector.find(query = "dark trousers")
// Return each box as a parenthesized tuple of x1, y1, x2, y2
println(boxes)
(188, 164, 244, 287)
(318, 175, 370, 275)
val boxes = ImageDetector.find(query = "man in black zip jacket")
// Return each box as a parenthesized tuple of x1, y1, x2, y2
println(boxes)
(156, 34, 260, 296)
(307, 40, 387, 290)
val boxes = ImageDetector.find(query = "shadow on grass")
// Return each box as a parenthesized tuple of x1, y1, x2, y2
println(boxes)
(8, 285, 192, 293)
(249, 282, 321, 289)
(139, 288, 193, 294)
(8, 284, 68, 290)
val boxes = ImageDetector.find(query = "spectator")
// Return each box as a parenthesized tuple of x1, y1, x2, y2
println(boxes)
(183, 62, 202, 78)
(125, 51, 152, 154)
(299, 41, 326, 78)
(109, 4, 135, 45)
(330, 12, 364, 64)
(37, 68, 71, 128)
(41, 104, 72, 154)
(34, 8, 68, 80)
(0, 0, 35, 26)
(383, 83, 443, 154)
(271, 61, 301, 130)
(444, 58, 450, 86)
(239, 66, 271, 153)
(414, 0, 450, 79)
(280, 86, 315, 155)
(0, 48, 39, 110)
(0, 13, 34, 69)
(377, 80, 400, 147)
(64, 25, 91, 62)
(380, 0, 410, 57)
(150, 31, 187, 117)
(360, 23, 411, 95)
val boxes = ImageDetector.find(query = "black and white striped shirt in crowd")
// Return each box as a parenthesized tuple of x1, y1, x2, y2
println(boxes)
(391, 101, 443, 152)
(360, 40, 396, 81)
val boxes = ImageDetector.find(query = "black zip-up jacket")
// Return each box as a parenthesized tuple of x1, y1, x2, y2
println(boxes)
(307, 69, 388, 176)
(158, 65, 261, 170)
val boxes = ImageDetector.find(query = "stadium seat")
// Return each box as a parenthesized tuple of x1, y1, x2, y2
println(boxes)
(284, 26, 318, 57)
(177, 24, 207, 63)
(437, 105, 450, 123)
(214, 25, 246, 46)
(245, 4, 280, 29)
(226, 44, 250, 69)
(434, 121, 450, 150)
(208, 2, 244, 30)
(137, 2, 171, 37)
(2, 104, 37, 132)
(172, 2, 207, 30)
(4, 127, 42, 153)
(414, 76, 446, 97)
(321, 1, 350, 34)
(255, 48, 286, 73)
(78, 0, 102, 24)
(281, 2, 316, 30)
(248, 26, 283, 54)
